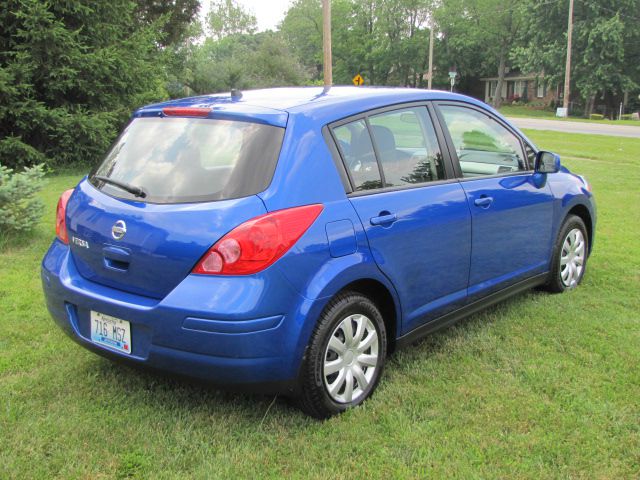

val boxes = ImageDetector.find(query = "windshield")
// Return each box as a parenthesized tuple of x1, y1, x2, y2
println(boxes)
(90, 117, 284, 203)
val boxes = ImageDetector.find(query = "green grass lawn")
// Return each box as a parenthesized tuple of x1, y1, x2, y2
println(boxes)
(500, 105, 640, 127)
(1, 131, 639, 479)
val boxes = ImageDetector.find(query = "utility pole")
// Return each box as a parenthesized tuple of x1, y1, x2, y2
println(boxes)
(322, 0, 332, 90)
(562, 0, 574, 114)
(427, 20, 434, 89)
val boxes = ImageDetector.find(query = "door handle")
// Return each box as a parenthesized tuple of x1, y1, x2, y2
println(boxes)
(474, 196, 493, 208)
(370, 213, 397, 226)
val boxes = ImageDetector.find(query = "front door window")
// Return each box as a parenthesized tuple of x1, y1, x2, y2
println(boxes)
(439, 105, 526, 177)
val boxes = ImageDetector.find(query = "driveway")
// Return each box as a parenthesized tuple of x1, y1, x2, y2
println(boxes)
(507, 117, 640, 138)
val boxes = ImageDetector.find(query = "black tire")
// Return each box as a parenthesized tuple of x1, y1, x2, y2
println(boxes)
(296, 291, 387, 419)
(545, 214, 589, 293)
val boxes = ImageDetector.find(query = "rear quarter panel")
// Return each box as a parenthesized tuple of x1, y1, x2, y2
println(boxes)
(257, 111, 404, 343)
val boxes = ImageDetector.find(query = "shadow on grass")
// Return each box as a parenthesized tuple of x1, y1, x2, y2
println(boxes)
(387, 289, 546, 368)
(80, 355, 307, 426)
(69, 288, 546, 424)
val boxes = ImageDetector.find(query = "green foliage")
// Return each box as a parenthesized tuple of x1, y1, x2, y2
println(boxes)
(206, 0, 257, 39)
(180, 31, 309, 94)
(116, 451, 152, 479)
(1, 132, 640, 476)
(281, 0, 436, 87)
(165, 0, 310, 95)
(0, 136, 47, 170)
(513, 0, 639, 114)
(278, 0, 639, 112)
(135, 0, 201, 46)
(0, 0, 169, 170)
(0, 163, 46, 233)
(2, 0, 638, 172)
(280, 0, 324, 78)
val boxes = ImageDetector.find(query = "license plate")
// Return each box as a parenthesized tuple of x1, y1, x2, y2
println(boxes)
(90, 311, 132, 354)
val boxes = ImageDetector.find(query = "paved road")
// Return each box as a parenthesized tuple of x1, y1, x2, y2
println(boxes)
(506, 117, 640, 138)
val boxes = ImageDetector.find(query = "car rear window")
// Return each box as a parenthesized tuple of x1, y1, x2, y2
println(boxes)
(89, 117, 284, 203)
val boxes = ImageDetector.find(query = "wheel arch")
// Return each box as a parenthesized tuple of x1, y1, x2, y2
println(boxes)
(334, 278, 399, 354)
(567, 203, 593, 254)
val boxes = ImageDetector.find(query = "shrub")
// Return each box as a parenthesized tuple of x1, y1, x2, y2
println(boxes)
(0, 137, 47, 170)
(528, 101, 548, 109)
(590, 113, 605, 120)
(0, 1, 168, 170)
(0, 163, 46, 233)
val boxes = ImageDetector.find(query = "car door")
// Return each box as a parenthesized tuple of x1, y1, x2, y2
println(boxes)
(434, 102, 555, 300)
(331, 105, 471, 335)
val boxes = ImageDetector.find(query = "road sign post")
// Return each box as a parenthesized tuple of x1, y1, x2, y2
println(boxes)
(448, 70, 457, 92)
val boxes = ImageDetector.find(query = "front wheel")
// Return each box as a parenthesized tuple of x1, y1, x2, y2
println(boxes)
(296, 292, 387, 419)
(546, 215, 589, 293)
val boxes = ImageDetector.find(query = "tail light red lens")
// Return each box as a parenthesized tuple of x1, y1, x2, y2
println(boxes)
(55, 189, 74, 244)
(193, 204, 324, 275)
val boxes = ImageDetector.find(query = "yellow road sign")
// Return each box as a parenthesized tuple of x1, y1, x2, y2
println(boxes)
(352, 74, 364, 86)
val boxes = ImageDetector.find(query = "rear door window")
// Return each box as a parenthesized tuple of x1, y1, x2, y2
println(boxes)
(333, 119, 383, 191)
(90, 117, 284, 203)
(368, 107, 445, 187)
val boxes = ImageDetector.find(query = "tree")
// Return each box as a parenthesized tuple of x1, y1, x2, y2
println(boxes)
(280, 0, 324, 79)
(182, 32, 309, 94)
(435, 0, 524, 107)
(0, 0, 167, 169)
(514, 0, 640, 116)
(281, 0, 436, 87)
(135, 0, 201, 45)
(206, 0, 257, 39)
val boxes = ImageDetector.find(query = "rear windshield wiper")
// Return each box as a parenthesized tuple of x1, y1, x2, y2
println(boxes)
(94, 175, 147, 198)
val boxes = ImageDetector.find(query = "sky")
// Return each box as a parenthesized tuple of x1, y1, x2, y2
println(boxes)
(201, 0, 294, 32)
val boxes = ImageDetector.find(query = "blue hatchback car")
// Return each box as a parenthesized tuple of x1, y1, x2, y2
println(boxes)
(42, 87, 595, 418)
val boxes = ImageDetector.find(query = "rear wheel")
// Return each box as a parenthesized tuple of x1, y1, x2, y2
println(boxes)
(546, 215, 589, 293)
(297, 291, 387, 419)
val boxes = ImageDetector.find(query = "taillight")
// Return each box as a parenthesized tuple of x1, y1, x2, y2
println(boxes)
(193, 204, 324, 275)
(55, 189, 73, 244)
(162, 107, 211, 117)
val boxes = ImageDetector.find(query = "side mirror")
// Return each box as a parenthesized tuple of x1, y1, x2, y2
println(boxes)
(534, 151, 561, 174)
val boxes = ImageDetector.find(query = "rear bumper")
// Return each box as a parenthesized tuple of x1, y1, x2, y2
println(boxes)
(41, 240, 324, 393)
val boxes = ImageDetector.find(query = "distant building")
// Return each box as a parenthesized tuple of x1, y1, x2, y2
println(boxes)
(481, 71, 562, 105)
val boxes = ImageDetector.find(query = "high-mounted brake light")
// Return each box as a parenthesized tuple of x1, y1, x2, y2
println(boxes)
(55, 189, 74, 244)
(193, 204, 324, 276)
(162, 107, 211, 117)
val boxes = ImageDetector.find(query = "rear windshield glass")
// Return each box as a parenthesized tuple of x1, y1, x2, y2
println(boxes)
(89, 117, 285, 203)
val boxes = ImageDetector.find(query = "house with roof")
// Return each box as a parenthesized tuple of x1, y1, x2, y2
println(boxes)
(481, 70, 562, 105)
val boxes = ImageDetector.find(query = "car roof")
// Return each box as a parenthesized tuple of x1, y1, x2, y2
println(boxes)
(136, 86, 497, 127)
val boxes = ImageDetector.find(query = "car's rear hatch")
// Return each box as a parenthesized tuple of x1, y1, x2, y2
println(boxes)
(65, 110, 285, 299)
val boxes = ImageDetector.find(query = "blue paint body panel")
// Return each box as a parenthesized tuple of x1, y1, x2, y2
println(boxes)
(460, 174, 555, 300)
(349, 183, 472, 334)
(42, 87, 596, 391)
